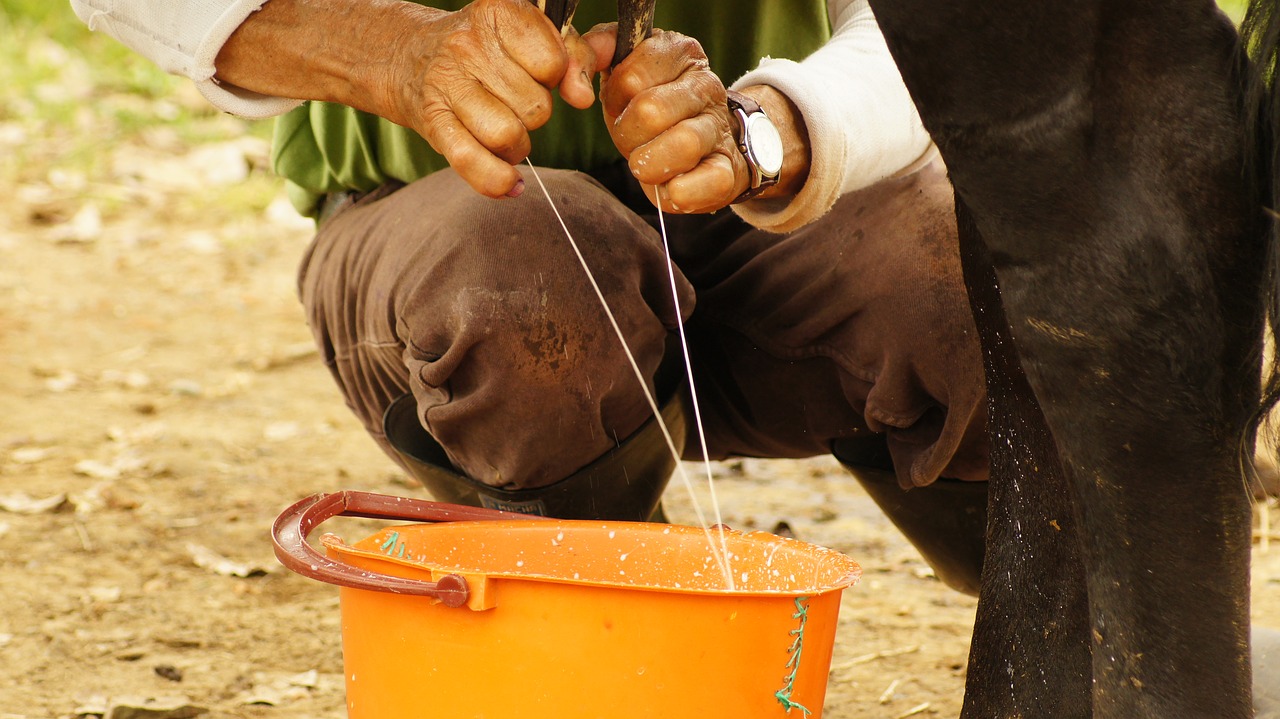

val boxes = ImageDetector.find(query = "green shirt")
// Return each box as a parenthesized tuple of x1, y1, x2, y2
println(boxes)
(271, 0, 831, 215)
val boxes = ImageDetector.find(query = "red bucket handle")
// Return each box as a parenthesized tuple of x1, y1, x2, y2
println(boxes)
(271, 491, 538, 607)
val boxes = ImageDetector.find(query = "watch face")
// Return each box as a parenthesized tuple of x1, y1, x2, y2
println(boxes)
(745, 113, 784, 177)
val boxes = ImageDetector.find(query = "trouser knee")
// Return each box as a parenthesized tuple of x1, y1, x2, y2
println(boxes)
(304, 167, 694, 496)
(383, 341, 690, 521)
(391, 169, 690, 489)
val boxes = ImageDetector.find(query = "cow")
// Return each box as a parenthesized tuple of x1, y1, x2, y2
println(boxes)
(861, 0, 1280, 715)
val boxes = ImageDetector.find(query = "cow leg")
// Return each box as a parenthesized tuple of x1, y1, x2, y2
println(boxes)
(954, 199, 1093, 717)
(983, 213, 1255, 719)
(868, 0, 1259, 715)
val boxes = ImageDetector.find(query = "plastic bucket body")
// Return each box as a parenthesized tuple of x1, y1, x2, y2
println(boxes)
(271, 492, 860, 719)
(329, 521, 857, 718)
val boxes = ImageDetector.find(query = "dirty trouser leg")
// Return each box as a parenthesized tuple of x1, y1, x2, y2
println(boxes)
(298, 166, 691, 492)
(665, 155, 988, 483)
(651, 154, 990, 593)
(299, 156, 988, 535)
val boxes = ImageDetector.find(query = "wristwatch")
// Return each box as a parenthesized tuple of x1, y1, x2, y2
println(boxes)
(726, 90, 784, 203)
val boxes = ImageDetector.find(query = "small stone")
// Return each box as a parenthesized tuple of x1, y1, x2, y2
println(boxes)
(0, 492, 69, 514)
(154, 664, 183, 682)
(180, 231, 221, 256)
(263, 422, 301, 442)
(53, 203, 102, 244)
(167, 380, 203, 397)
(44, 370, 80, 393)
(9, 447, 53, 464)
(83, 586, 123, 604)
(71, 693, 109, 717)
(103, 696, 207, 719)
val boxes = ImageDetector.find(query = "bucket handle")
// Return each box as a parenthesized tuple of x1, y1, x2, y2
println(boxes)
(271, 491, 537, 607)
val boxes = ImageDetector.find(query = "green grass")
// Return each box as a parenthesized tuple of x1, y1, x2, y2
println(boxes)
(1220, 0, 1249, 23)
(0, 1, 277, 210)
(2, 1, 186, 119)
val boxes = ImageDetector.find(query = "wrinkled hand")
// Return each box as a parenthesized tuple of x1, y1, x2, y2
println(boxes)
(584, 26, 749, 213)
(380, 0, 599, 198)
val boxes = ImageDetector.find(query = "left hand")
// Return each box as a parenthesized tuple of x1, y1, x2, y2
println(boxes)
(584, 25, 750, 213)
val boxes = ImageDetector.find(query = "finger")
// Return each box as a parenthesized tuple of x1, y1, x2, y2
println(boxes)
(493, 0, 571, 87)
(601, 30, 707, 117)
(448, 82, 533, 165)
(581, 23, 618, 74)
(613, 76, 720, 157)
(473, 57, 558, 131)
(628, 113, 723, 185)
(559, 28, 598, 110)
(663, 152, 743, 214)
(421, 108, 524, 198)
(436, 2, 558, 130)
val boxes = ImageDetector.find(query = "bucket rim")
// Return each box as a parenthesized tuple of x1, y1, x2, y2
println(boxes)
(323, 519, 863, 598)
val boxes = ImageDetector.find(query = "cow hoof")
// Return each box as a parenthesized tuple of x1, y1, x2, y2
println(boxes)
(1257, 626, 1280, 718)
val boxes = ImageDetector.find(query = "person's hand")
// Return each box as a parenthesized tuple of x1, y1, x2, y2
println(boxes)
(584, 25, 750, 213)
(369, 0, 600, 198)
(217, 0, 600, 199)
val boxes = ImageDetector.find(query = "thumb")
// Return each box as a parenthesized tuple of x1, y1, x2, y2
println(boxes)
(559, 27, 598, 109)
(581, 23, 619, 74)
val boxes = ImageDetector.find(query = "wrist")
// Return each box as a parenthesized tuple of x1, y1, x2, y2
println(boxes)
(362, 2, 451, 122)
(726, 90, 781, 203)
(733, 85, 810, 201)
(214, 0, 446, 116)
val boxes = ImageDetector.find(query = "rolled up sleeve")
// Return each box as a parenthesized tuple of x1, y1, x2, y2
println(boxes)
(71, 0, 302, 118)
(730, 0, 933, 233)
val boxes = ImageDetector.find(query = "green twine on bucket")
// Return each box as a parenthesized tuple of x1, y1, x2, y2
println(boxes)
(380, 531, 405, 558)
(775, 596, 813, 717)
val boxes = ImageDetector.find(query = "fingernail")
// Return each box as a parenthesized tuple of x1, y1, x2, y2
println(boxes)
(505, 179, 525, 198)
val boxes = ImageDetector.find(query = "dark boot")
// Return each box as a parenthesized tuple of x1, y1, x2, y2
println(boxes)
(833, 435, 987, 596)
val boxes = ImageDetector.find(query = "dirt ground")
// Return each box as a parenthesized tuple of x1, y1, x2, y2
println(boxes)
(1, 128, 1278, 719)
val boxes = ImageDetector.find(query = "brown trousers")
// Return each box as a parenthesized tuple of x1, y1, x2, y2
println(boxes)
(297, 157, 988, 491)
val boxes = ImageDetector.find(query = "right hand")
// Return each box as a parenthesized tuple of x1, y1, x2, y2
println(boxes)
(379, 0, 599, 198)
(585, 25, 750, 213)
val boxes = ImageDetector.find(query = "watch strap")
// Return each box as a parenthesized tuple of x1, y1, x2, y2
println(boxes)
(726, 90, 778, 204)
(726, 90, 764, 126)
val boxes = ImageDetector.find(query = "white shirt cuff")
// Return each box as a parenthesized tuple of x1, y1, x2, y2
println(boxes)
(728, 0, 932, 233)
(72, 0, 303, 118)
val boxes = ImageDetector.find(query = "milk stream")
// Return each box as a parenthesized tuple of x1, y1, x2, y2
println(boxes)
(525, 160, 736, 590)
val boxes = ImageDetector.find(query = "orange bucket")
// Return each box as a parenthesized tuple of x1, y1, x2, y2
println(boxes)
(273, 491, 861, 718)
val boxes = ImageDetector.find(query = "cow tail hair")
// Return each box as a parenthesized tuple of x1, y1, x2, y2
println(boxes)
(1241, 0, 1280, 494)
